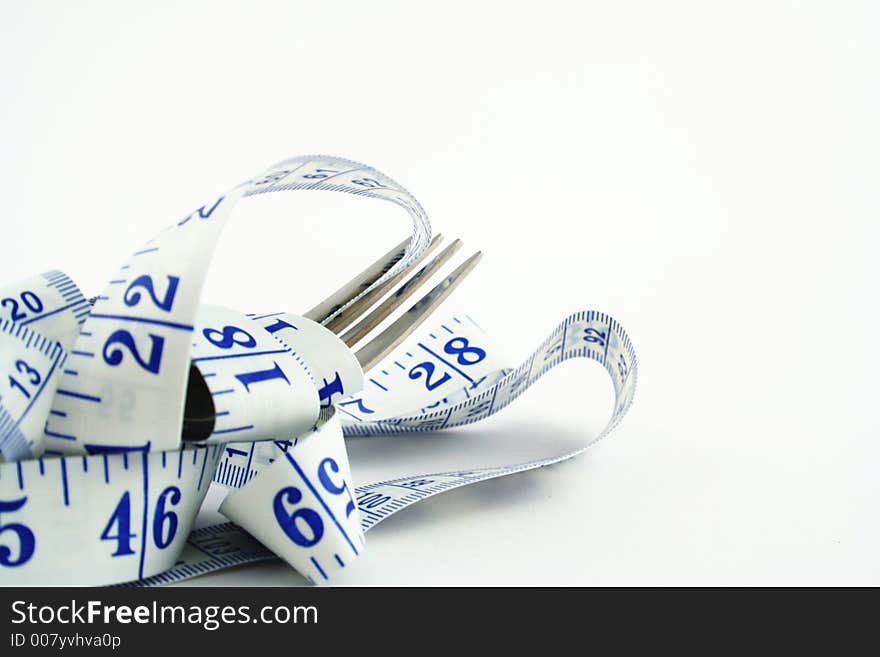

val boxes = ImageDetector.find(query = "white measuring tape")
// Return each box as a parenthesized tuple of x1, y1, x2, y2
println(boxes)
(0, 155, 636, 586)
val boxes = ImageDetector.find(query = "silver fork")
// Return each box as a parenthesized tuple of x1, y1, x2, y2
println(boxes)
(307, 234, 481, 371)
(182, 236, 481, 436)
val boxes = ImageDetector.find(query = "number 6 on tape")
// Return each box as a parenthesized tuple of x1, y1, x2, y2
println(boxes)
(220, 411, 362, 584)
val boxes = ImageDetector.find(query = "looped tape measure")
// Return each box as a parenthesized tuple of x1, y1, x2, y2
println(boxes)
(0, 155, 636, 585)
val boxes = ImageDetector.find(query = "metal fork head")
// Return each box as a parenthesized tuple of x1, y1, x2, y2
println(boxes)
(351, 249, 481, 371)
(307, 234, 481, 371)
(182, 234, 481, 437)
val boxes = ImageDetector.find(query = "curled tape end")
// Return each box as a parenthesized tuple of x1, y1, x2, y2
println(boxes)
(219, 412, 364, 585)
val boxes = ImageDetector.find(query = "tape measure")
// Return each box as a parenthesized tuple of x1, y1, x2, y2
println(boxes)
(0, 155, 636, 586)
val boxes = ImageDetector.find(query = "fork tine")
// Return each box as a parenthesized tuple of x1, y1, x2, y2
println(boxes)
(303, 235, 411, 324)
(354, 251, 482, 372)
(323, 234, 444, 334)
(340, 238, 463, 348)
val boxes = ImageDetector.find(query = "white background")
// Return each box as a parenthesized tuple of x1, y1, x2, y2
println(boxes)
(1, 1, 878, 585)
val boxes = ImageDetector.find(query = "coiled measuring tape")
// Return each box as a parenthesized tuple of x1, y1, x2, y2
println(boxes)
(0, 155, 636, 586)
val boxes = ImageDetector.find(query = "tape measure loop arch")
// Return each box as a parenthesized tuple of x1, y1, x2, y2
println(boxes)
(43, 155, 433, 457)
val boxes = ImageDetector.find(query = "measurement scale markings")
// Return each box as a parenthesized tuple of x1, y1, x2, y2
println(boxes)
(245, 158, 313, 194)
(56, 389, 101, 403)
(88, 313, 194, 332)
(310, 557, 328, 580)
(249, 311, 285, 321)
(43, 426, 75, 440)
(417, 342, 475, 384)
(241, 444, 255, 487)
(383, 483, 432, 495)
(192, 348, 289, 363)
(138, 453, 149, 579)
(197, 448, 210, 490)
(335, 406, 362, 422)
(60, 459, 69, 506)
(19, 300, 87, 326)
(369, 378, 388, 392)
